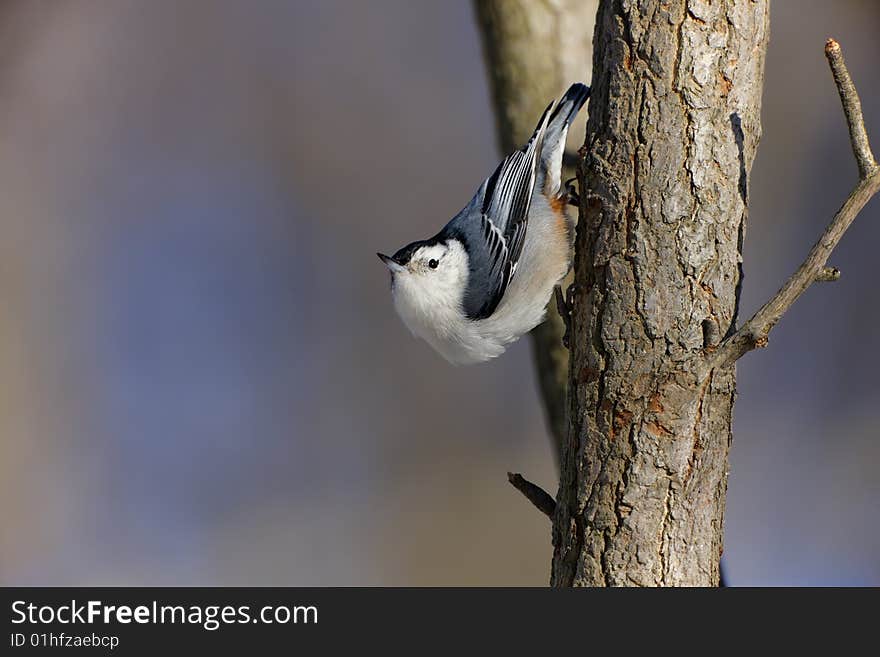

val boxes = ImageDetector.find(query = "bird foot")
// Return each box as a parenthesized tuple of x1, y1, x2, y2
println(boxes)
(554, 285, 572, 349)
(564, 177, 580, 207)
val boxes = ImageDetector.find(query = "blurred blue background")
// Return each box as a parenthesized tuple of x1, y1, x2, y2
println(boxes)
(0, 0, 877, 585)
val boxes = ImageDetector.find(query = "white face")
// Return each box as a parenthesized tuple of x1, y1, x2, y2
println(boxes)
(385, 239, 469, 320)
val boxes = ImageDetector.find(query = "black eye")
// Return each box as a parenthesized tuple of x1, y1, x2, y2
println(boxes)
(428, 259, 439, 269)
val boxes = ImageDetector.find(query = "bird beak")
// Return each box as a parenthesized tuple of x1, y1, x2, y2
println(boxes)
(377, 252, 406, 273)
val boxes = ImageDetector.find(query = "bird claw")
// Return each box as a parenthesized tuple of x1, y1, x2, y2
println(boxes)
(564, 177, 580, 207)
(554, 285, 572, 349)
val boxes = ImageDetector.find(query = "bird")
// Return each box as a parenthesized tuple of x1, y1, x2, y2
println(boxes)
(378, 83, 590, 365)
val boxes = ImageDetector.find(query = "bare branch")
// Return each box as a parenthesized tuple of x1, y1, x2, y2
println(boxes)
(507, 472, 556, 519)
(825, 39, 879, 179)
(712, 39, 880, 368)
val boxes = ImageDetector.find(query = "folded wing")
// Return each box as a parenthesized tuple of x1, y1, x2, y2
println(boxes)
(447, 101, 555, 320)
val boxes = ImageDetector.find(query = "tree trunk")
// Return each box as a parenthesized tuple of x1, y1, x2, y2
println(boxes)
(473, 0, 599, 458)
(551, 0, 770, 586)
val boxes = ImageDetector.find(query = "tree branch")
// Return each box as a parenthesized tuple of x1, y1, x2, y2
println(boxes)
(507, 472, 555, 519)
(826, 39, 878, 179)
(712, 39, 880, 368)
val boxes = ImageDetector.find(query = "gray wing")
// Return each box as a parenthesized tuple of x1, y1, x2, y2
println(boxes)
(447, 101, 555, 321)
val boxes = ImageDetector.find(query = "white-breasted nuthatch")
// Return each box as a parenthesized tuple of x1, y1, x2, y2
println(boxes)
(378, 83, 590, 364)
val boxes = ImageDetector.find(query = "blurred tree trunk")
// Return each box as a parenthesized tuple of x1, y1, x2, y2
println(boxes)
(552, 0, 769, 586)
(474, 0, 599, 460)
(476, 0, 769, 585)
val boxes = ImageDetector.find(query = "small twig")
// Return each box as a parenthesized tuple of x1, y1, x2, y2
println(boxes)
(712, 39, 880, 368)
(815, 266, 841, 282)
(825, 39, 879, 179)
(507, 472, 556, 519)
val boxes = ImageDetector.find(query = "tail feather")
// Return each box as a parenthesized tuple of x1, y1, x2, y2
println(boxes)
(537, 83, 590, 196)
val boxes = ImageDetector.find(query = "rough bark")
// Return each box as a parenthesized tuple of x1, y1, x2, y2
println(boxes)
(473, 0, 599, 458)
(551, 0, 770, 586)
